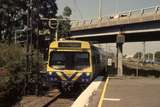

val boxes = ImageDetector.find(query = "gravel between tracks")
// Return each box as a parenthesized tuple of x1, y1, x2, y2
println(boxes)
(14, 89, 60, 107)
(14, 86, 84, 107)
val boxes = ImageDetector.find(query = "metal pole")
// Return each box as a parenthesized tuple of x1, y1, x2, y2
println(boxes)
(24, 8, 30, 95)
(14, 31, 17, 44)
(24, 0, 33, 95)
(153, 53, 155, 63)
(98, 0, 102, 19)
(143, 42, 146, 63)
(55, 20, 59, 41)
(35, 28, 39, 96)
(115, 0, 118, 14)
(136, 53, 139, 77)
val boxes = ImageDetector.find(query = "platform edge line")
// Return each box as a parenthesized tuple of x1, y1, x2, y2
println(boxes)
(97, 77, 109, 107)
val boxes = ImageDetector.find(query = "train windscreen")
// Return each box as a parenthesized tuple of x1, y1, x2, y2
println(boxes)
(49, 51, 90, 70)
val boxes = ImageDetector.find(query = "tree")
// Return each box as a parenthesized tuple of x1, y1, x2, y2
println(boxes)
(0, 0, 28, 43)
(155, 51, 160, 62)
(63, 6, 72, 17)
(0, 42, 44, 106)
(58, 6, 72, 38)
(0, 0, 58, 44)
(145, 53, 153, 60)
(0, 43, 26, 106)
(133, 52, 143, 59)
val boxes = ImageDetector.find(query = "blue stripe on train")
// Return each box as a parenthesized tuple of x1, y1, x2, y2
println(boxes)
(48, 72, 61, 81)
(77, 73, 91, 83)
(48, 72, 90, 82)
(61, 72, 78, 81)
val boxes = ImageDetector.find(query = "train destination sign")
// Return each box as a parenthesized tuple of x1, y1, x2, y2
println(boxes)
(58, 42, 81, 48)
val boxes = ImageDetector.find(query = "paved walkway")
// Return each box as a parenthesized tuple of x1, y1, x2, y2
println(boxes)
(99, 77, 160, 107)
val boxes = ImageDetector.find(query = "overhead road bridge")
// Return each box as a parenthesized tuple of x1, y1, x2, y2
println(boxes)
(69, 6, 160, 77)
(70, 6, 160, 42)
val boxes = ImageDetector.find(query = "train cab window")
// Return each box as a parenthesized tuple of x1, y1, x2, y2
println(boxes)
(49, 51, 65, 69)
(49, 51, 90, 70)
(50, 53, 65, 65)
(75, 53, 89, 69)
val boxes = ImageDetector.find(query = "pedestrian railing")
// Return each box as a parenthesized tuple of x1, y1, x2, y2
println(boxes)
(71, 6, 160, 30)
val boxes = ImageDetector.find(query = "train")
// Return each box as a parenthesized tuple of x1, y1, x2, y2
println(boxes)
(46, 40, 106, 91)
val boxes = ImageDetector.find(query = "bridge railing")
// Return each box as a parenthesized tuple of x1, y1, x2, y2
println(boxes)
(71, 6, 160, 30)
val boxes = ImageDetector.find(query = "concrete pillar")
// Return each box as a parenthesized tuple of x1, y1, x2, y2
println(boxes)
(116, 34, 125, 77)
(117, 43, 123, 77)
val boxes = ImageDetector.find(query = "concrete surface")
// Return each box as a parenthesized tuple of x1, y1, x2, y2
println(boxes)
(103, 78, 160, 107)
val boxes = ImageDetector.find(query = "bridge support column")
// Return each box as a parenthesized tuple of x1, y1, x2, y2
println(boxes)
(116, 34, 125, 77)
(116, 43, 123, 77)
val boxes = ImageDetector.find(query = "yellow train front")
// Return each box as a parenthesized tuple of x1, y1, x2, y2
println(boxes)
(47, 40, 104, 90)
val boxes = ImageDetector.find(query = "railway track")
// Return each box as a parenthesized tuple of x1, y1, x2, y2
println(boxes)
(14, 89, 60, 107)
(15, 86, 84, 107)
(46, 88, 83, 107)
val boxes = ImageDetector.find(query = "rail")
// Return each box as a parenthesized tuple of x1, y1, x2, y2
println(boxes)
(71, 6, 160, 30)
(17, 89, 61, 107)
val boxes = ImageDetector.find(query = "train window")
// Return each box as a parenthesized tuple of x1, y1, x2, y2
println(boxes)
(49, 51, 90, 70)
(75, 53, 89, 69)
(49, 51, 65, 69)
(51, 53, 65, 65)
(96, 54, 100, 64)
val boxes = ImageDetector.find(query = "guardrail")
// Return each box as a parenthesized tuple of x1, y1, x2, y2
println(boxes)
(71, 6, 160, 30)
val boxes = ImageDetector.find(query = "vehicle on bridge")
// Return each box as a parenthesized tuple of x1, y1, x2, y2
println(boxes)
(46, 40, 106, 91)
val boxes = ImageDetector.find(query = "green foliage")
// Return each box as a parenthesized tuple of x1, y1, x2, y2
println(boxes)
(63, 6, 72, 17)
(58, 6, 72, 38)
(0, 0, 58, 43)
(144, 53, 153, 60)
(0, 43, 25, 106)
(133, 52, 143, 59)
(0, 0, 27, 43)
(0, 43, 25, 74)
(0, 43, 44, 106)
(155, 51, 160, 61)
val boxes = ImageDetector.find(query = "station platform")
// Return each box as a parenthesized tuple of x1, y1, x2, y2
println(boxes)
(72, 76, 160, 107)
(98, 77, 160, 107)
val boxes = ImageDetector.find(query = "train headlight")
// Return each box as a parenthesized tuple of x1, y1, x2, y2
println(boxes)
(50, 77, 57, 81)
(86, 78, 89, 82)
(49, 72, 52, 75)
(50, 77, 54, 81)
(86, 73, 90, 76)
(82, 79, 85, 82)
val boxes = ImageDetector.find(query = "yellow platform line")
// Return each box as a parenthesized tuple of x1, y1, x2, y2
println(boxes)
(97, 77, 109, 107)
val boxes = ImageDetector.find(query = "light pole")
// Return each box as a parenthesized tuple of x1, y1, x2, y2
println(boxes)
(115, 0, 118, 14)
(143, 42, 146, 63)
(98, 0, 102, 19)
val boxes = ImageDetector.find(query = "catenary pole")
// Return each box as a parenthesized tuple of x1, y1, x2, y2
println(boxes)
(98, 0, 102, 19)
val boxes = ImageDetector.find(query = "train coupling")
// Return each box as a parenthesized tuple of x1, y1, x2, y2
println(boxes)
(61, 81, 74, 92)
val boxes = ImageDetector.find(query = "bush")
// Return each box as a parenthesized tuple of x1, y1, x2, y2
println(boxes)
(0, 43, 44, 106)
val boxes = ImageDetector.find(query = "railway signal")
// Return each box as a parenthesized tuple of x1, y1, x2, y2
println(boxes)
(40, 17, 74, 41)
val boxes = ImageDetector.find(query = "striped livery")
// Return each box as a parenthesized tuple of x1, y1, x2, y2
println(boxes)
(48, 72, 91, 83)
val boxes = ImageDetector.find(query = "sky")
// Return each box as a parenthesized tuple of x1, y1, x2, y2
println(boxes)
(56, 0, 160, 56)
